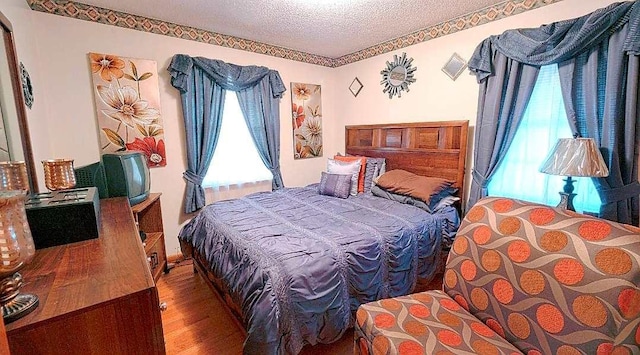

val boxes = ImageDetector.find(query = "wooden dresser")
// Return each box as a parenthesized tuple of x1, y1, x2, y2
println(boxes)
(6, 197, 166, 354)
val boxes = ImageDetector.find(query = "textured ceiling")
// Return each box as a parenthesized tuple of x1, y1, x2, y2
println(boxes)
(74, 0, 506, 58)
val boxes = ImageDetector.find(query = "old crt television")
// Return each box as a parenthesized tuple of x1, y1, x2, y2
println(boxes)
(102, 151, 150, 205)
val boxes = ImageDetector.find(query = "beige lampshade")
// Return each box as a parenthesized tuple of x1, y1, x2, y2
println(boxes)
(539, 138, 609, 177)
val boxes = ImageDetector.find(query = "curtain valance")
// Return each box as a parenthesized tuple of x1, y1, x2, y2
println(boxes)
(469, 1, 640, 81)
(169, 54, 286, 97)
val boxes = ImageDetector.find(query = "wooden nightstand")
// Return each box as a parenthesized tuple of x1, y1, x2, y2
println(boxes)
(132, 193, 169, 282)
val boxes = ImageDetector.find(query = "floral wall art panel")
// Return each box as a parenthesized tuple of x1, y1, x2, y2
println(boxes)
(291, 82, 322, 159)
(89, 52, 166, 167)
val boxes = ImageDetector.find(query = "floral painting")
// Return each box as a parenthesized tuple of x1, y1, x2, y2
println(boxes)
(89, 52, 166, 167)
(291, 82, 322, 159)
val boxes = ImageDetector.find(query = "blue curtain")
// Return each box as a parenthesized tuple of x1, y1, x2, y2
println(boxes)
(168, 54, 286, 213)
(558, 20, 640, 225)
(236, 79, 284, 190)
(487, 65, 602, 213)
(468, 1, 640, 223)
(466, 52, 540, 209)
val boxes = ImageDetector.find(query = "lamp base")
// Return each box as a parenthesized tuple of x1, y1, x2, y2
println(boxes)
(557, 191, 576, 212)
(0, 272, 40, 323)
(2, 292, 39, 323)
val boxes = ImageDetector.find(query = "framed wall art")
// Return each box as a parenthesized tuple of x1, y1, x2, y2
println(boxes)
(19, 62, 33, 109)
(349, 77, 363, 97)
(291, 82, 322, 159)
(89, 52, 166, 167)
(380, 52, 417, 99)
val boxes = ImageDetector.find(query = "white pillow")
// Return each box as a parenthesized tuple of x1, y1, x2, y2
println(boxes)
(433, 196, 460, 212)
(327, 159, 361, 196)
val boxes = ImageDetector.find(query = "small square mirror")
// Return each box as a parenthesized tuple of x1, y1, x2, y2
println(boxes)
(442, 53, 468, 81)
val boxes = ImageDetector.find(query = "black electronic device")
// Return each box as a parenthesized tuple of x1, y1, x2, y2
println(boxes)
(74, 161, 109, 199)
(25, 187, 100, 249)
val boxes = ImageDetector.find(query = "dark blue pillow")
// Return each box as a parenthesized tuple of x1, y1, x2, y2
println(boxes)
(428, 186, 458, 210)
(371, 185, 431, 211)
(318, 172, 352, 199)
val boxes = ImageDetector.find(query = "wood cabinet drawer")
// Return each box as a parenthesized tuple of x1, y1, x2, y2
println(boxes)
(145, 232, 166, 282)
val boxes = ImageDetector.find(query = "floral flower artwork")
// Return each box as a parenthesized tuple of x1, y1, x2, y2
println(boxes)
(126, 137, 166, 166)
(291, 82, 322, 159)
(89, 52, 166, 167)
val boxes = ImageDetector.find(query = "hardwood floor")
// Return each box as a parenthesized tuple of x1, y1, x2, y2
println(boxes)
(157, 259, 442, 354)
(157, 259, 246, 354)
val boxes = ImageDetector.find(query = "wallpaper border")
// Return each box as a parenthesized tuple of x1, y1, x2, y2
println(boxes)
(27, 0, 563, 68)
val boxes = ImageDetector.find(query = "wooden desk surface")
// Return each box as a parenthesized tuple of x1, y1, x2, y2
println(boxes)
(7, 197, 155, 333)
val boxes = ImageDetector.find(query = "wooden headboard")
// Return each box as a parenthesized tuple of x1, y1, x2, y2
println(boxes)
(345, 120, 469, 199)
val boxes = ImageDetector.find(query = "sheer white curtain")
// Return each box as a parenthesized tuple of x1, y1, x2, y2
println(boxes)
(203, 93, 272, 188)
(487, 65, 600, 213)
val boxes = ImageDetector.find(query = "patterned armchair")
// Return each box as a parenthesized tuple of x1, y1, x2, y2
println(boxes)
(355, 197, 640, 354)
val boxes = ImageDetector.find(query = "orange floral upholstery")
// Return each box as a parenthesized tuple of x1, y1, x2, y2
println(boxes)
(355, 290, 522, 354)
(355, 197, 640, 354)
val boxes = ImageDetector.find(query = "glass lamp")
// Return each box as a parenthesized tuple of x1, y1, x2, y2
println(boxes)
(539, 137, 609, 211)
(0, 161, 29, 193)
(0, 190, 39, 323)
(42, 159, 76, 191)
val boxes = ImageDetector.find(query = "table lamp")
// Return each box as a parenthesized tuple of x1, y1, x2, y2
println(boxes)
(0, 191, 38, 323)
(539, 137, 609, 211)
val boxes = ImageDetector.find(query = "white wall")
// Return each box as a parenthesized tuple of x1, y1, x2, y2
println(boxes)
(0, 0, 52, 187)
(0, 0, 336, 256)
(0, 0, 622, 255)
(332, 0, 619, 202)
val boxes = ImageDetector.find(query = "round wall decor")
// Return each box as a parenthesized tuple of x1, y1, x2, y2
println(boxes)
(20, 62, 33, 109)
(380, 52, 416, 99)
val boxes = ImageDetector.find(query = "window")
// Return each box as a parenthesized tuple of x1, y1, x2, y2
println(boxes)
(487, 65, 601, 213)
(202, 93, 272, 188)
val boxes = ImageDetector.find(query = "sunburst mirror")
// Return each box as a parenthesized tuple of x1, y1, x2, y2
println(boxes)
(380, 52, 417, 99)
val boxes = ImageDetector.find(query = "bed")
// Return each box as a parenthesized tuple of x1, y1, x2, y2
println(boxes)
(178, 120, 469, 354)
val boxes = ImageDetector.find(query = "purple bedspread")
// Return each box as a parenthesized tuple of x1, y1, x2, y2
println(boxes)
(178, 187, 459, 354)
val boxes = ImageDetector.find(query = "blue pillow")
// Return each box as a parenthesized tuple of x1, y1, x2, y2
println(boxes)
(428, 186, 458, 210)
(362, 157, 386, 194)
(371, 185, 431, 211)
(339, 153, 386, 194)
(318, 172, 352, 199)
